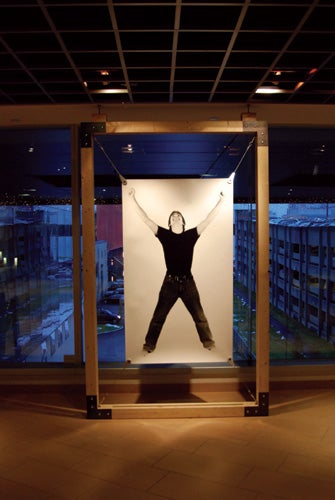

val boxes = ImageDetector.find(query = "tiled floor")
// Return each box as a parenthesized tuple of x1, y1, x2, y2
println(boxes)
(1, 387, 335, 499)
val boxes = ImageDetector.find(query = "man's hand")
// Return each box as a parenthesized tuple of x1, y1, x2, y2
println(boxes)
(128, 187, 158, 234)
(197, 192, 224, 235)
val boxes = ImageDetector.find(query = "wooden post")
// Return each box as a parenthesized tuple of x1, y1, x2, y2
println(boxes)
(255, 127, 270, 413)
(81, 145, 99, 397)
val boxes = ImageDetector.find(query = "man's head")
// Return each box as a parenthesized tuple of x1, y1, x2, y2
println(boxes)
(168, 211, 185, 232)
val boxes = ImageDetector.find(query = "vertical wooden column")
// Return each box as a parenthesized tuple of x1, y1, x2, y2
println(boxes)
(255, 127, 270, 411)
(81, 144, 99, 398)
(81, 123, 111, 419)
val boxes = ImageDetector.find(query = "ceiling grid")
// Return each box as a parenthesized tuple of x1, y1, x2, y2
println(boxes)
(0, 0, 334, 106)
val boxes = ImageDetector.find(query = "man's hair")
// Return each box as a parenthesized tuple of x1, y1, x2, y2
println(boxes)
(168, 211, 185, 231)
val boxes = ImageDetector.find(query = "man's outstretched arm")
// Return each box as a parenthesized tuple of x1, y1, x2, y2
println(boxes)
(197, 192, 224, 235)
(128, 188, 158, 234)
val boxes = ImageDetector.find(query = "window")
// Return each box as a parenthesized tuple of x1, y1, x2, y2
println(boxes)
(0, 128, 75, 364)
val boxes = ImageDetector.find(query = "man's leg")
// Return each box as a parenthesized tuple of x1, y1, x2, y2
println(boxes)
(144, 276, 178, 352)
(181, 278, 215, 349)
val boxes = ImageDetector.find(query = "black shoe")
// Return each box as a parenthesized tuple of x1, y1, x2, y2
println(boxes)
(203, 340, 215, 350)
(143, 343, 156, 353)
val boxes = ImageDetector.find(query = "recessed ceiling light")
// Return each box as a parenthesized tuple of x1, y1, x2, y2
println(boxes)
(90, 89, 128, 94)
(272, 70, 296, 75)
(256, 87, 289, 94)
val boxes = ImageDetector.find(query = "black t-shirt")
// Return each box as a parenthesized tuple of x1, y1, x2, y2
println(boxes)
(156, 226, 199, 275)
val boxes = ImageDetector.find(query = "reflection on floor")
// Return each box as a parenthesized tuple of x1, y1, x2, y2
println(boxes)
(1, 386, 335, 499)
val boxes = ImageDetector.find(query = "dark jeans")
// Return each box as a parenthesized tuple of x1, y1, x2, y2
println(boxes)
(145, 273, 214, 347)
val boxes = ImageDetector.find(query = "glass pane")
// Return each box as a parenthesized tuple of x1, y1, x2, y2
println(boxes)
(233, 203, 256, 363)
(268, 126, 335, 362)
(95, 204, 125, 363)
(0, 128, 75, 363)
(269, 202, 335, 361)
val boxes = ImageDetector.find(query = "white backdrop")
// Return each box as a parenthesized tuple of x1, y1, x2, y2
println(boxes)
(122, 178, 233, 364)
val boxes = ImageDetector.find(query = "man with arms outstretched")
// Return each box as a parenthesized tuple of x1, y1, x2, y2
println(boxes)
(129, 187, 224, 353)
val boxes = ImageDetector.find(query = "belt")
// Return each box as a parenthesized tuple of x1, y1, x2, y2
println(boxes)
(166, 273, 192, 282)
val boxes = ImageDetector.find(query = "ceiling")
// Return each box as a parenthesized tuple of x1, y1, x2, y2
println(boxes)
(1, 0, 335, 106)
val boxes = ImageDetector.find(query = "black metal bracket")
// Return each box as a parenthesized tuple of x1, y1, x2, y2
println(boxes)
(244, 392, 269, 417)
(86, 395, 112, 419)
(243, 120, 268, 147)
(80, 122, 106, 148)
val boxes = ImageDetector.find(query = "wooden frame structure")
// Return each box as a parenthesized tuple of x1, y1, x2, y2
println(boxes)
(80, 119, 269, 419)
